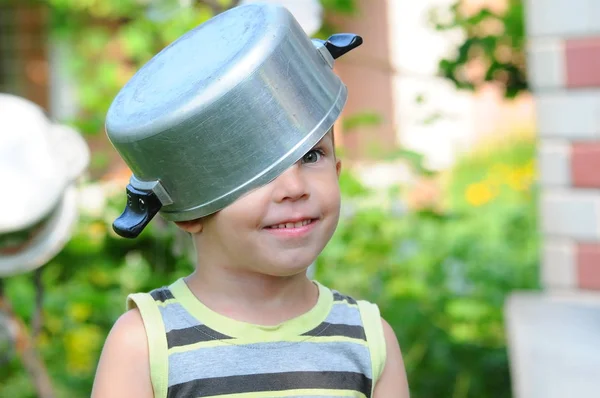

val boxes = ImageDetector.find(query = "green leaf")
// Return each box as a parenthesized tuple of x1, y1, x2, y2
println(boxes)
(342, 111, 383, 132)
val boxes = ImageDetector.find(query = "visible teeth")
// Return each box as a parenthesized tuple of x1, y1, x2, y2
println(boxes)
(270, 220, 312, 229)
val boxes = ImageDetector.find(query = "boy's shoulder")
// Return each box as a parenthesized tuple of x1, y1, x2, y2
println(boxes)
(92, 306, 153, 396)
(111, 307, 148, 347)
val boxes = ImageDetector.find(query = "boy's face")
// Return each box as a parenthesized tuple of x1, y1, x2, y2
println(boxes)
(184, 131, 341, 277)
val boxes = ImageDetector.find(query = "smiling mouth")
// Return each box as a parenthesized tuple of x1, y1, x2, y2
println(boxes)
(265, 219, 316, 229)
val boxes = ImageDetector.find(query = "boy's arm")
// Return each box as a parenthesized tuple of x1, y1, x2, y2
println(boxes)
(91, 308, 154, 398)
(373, 318, 410, 398)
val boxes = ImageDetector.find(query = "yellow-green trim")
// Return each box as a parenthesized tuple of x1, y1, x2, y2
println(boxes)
(357, 300, 386, 396)
(201, 388, 367, 398)
(127, 293, 169, 398)
(169, 278, 333, 340)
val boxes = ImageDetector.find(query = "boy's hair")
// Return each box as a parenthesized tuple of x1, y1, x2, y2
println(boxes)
(331, 126, 336, 147)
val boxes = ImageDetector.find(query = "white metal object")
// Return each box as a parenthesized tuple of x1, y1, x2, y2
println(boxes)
(0, 93, 89, 276)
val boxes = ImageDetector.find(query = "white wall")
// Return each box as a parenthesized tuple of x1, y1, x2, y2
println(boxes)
(387, 0, 476, 170)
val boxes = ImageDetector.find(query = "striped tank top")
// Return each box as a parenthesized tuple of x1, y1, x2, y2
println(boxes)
(127, 279, 386, 398)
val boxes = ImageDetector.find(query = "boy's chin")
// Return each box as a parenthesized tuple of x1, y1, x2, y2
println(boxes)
(260, 257, 317, 278)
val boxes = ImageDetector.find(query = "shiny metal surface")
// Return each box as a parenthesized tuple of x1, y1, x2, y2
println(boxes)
(106, 3, 352, 222)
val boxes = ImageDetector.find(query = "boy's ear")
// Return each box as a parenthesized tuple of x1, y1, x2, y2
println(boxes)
(174, 219, 203, 234)
(336, 158, 342, 178)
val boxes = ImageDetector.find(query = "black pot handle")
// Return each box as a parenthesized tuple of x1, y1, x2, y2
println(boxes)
(112, 184, 162, 239)
(324, 34, 363, 59)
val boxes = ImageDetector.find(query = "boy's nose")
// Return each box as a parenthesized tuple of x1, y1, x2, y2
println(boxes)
(272, 163, 309, 202)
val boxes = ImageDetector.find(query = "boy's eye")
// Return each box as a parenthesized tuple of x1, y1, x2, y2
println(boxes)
(302, 149, 322, 164)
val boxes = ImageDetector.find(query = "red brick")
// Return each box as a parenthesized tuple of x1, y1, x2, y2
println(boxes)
(571, 142, 600, 188)
(577, 243, 600, 290)
(566, 38, 600, 88)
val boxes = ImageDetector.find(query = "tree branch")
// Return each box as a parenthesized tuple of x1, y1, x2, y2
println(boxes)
(0, 279, 56, 398)
(32, 268, 44, 339)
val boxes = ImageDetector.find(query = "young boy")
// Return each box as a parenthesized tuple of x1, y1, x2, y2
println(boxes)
(92, 4, 409, 398)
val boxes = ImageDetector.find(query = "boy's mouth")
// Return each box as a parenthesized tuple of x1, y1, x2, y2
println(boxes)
(265, 218, 317, 229)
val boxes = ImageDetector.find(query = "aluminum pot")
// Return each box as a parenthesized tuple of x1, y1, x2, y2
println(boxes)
(106, 3, 362, 238)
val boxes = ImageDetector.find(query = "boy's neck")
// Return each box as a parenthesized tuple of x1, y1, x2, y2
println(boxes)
(184, 266, 319, 326)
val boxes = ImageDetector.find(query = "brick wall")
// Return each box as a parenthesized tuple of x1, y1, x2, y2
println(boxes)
(327, 0, 396, 160)
(526, 0, 600, 291)
(0, 3, 21, 94)
(0, 3, 48, 109)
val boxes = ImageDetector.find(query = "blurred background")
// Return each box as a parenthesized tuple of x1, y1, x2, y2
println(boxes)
(0, 0, 598, 397)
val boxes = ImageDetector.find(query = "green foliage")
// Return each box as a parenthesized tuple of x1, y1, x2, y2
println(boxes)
(43, 0, 230, 134)
(0, 190, 195, 397)
(429, 0, 527, 98)
(342, 111, 383, 132)
(320, 0, 356, 14)
(316, 133, 539, 397)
